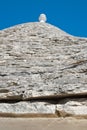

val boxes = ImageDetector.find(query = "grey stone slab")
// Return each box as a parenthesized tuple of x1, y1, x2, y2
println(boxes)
(0, 22, 87, 117)
(0, 22, 87, 99)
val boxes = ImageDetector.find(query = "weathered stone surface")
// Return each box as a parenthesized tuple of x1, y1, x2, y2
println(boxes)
(0, 22, 87, 117)
(0, 99, 87, 118)
(0, 22, 87, 100)
(56, 99, 87, 118)
(0, 101, 55, 114)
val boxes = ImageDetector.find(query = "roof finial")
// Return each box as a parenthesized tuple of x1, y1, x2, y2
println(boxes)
(39, 14, 47, 23)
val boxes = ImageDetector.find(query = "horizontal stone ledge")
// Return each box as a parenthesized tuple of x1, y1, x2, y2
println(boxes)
(56, 111, 87, 119)
(0, 95, 23, 102)
(23, 92, 87, 100)
(0, 92, 87, 102)
(0, 113, 57, 118)
(0, 113, 87, 119)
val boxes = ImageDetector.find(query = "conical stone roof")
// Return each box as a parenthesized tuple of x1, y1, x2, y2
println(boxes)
(0, 22, 87, 117)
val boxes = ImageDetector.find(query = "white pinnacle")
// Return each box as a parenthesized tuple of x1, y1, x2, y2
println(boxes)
(39, 14, 47, 23)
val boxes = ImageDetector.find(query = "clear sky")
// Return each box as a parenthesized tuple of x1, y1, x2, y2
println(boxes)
(0, 0, 87, 37)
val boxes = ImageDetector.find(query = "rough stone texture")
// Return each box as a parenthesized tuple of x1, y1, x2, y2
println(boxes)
(56, 99, 87, 118)
(0, 22, 87, 117)
(0, 99, 87, 117)
(0, 101, 55, 114)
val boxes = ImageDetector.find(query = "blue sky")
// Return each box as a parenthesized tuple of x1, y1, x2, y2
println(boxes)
(0, 0, 87, 37)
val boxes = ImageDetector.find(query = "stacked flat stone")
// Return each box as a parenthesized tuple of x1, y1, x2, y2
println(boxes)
(0, 22, 87, 117)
